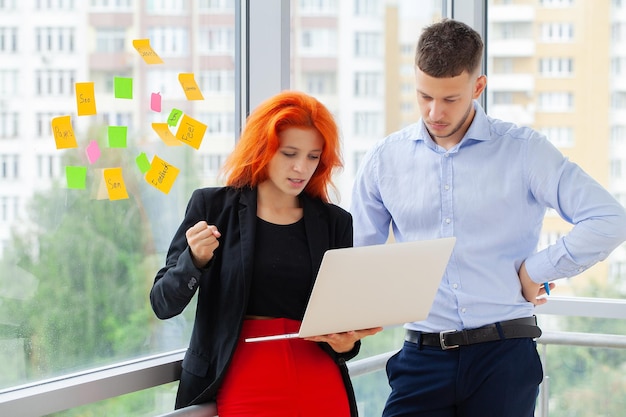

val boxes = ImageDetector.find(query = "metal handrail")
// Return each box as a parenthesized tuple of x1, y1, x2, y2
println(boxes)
(1, 296, 625, 417)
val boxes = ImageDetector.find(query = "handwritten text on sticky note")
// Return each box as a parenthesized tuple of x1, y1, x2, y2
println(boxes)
(178, 73, 204, 100)
(145, 155, 179, 194)
(175, 115, 207, 150)
(75, 82, 97, 116)
(51, 116, 78, 149)
(103, 167, 129, 200)
(132, 39, 164, 64)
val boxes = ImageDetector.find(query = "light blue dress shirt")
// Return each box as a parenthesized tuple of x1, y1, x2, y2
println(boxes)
(351, 101, 626, 332)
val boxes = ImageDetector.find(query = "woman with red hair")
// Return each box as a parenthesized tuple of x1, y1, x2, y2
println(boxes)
(150, 90, 381, 416)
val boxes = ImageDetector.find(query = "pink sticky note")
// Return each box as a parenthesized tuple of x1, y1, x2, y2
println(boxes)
(151, 92, 162, 112)
(86, 140, 101, 164)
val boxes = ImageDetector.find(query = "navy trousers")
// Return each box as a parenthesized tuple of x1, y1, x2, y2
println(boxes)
(382, 337, 543, 417)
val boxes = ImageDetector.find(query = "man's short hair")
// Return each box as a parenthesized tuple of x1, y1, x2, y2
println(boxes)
(415, 18, 484, 78)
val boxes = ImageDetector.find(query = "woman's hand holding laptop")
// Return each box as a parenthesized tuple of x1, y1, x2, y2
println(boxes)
(304, 327, 384, 353)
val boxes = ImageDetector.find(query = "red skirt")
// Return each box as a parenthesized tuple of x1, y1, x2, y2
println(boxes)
(216, 318, 351, 417)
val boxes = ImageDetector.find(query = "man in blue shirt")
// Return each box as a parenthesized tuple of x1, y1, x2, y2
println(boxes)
(351, 19, 626, 417)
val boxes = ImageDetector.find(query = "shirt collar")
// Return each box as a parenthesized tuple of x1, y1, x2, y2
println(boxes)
(415, 100, 492, 150)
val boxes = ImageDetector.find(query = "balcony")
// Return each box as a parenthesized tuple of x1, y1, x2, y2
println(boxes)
(1, 296, 624, 417)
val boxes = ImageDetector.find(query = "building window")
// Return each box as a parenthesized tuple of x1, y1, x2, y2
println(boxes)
(95, 28, 126, 53)
(200, 112, 235, 136)
(299, 0, 338, 15)
(539, 126, 575, 148)
(538, 92, 574, 112)
(302, 72, 337, 95)
(0, 112, 18, 138)
(354, 72, 382, 97)
(0, 69, 18, 95)
(146, 0, 187, 14)
(36, 154, 61, 179)
(353, 112, 383, 137)
(539, 57, 574, 77)
(354, 0, 380, 16)
(0, 27, 18, 53)
(0, 154, 19, 180)
(354, 32, 381, 58)
(35, 70, 76, 96)
(198, 70, 235, 94)
(200, 153, 228, 177)
(35, 27, 75, 53)
(147, 27, 189, 56)
(540, 23, 574, 42)
(198, 0, 234, 11)
(301, 28, 337, 56)
(198, 27, 235, 55)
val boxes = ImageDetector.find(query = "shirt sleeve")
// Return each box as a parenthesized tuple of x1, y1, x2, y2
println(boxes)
(350, 145, 393, 247)
(523, 134, 626, 283)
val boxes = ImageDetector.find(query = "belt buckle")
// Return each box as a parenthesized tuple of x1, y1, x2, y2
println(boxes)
(439, 330, 460, 350)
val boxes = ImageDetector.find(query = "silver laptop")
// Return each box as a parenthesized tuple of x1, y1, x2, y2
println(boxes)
(245, 237, 456, 342)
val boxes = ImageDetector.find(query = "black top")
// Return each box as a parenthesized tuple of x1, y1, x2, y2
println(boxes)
(247, 217, 312, 320)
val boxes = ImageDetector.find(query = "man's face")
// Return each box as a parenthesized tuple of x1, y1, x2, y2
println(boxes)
(415, 67, 486, 148)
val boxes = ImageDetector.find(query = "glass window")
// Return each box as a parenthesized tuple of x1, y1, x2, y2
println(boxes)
(0, 4, 236, 414)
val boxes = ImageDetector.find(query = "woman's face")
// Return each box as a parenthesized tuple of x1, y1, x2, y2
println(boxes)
(264, 127, 324, 197)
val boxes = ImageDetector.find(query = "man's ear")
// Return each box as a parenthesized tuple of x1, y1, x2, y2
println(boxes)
(473, 74, 487, 98)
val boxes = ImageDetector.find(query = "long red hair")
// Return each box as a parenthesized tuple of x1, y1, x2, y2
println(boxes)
(221, 90, 343, 202)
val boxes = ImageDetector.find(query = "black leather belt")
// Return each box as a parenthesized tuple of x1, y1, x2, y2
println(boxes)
(405, 316, 542, 350)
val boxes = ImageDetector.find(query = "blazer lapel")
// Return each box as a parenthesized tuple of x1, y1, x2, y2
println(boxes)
(300, 194, 329, 281)
(237, 187, 258, 287)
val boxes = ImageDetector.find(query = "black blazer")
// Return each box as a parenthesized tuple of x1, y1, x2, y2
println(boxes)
(150, 186, 360, 415)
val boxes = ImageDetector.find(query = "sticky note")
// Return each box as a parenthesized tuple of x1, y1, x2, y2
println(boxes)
(103, 167, 129, 200)
(167, 108, 183, 126)
(175, 114, 207, 150)
(75, 82, 97, 116)
(114, 77, 133, 99)
(145, 155, 180, 194)
(133, 39, 163, 64)
(86, 140, 101, 164)
(66, 166, 87, 189)
(150, 92, 162, 112)
(152, 123, 182, 146)
(136, 152, 151, 174)
(178, 73, 204, 100)
(108, 126, 127, 148)
(51, 115, 78, 149)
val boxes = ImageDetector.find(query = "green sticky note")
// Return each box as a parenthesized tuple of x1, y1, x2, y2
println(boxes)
(136, 152, 151, 174)
(108, 126, 128, 148)
(66, 166, 87, 189)
(114, 77, 133, 99)
(167, 108, 183, 126)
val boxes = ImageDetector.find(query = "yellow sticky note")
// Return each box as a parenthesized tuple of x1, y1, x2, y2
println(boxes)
(145, 155, 180, 194)
(51, 116, 78, 149)
(75, 82, 97, 116)
(152, 122, 182, 146)
(132, 39, 163, 65)
(103, 167, 129, 201)
(175, 114, 207, 150)
(178, 73, 204, 100)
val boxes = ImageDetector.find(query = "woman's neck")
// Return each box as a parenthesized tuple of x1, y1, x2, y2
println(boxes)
(257, 182, 302, 225)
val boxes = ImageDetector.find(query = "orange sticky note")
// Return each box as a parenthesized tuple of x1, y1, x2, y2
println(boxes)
(175, 114, 207, 150)
(152, 122, 182, 146)
(178, 73, 204, 100)
(145, 155, 180, 194)
(75, 82, 97, 116)
(51, 116, 78, 149)
(132, 39, 163, 65)
(103, 167, 129, 200)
